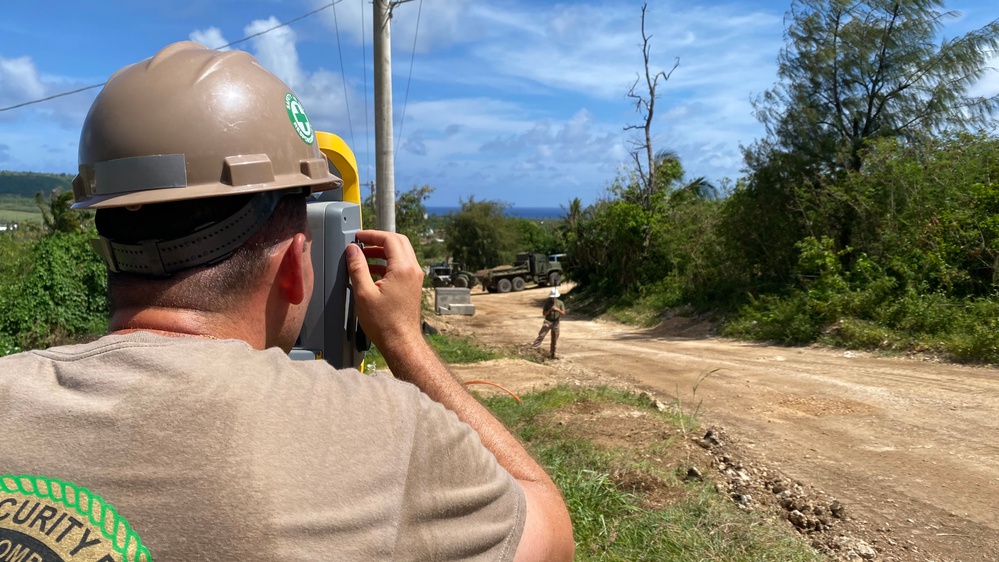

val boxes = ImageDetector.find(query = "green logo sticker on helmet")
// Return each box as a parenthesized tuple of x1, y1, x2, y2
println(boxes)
(0, 474, 152, 562)
(285, 93, 315, 145)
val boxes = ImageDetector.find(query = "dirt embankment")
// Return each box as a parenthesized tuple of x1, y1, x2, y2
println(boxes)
(435, 285, 999, 562)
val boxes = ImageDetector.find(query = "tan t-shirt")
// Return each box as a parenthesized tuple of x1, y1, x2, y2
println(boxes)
(0, 332, 525, 561)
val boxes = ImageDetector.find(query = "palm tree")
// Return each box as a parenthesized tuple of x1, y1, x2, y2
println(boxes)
(35, 189, 89, 234)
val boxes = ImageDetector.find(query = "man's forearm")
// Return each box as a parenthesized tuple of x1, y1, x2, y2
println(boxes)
(344, 232, 573, 560)
(380, 335, 575, 560)
(381, 335, 550, 481)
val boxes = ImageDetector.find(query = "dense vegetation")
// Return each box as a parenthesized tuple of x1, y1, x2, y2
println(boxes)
(362, 185, 563, 270)
(0, 191, 105, 355)
(556, 0, 999, 364)
(0, 171, 73, 197)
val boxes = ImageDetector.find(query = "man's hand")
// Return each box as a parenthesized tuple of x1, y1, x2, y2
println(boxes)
(345, 229, 574, 561)
(344, 230, 425, 355)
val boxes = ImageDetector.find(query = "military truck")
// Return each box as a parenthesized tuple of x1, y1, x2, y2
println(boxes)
(477, 252, 563, 293)
(429, 261, 478, 288)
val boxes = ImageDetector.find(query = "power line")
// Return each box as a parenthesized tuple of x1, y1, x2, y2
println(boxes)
(361, 0, 372, 183)
(0, 84, 103, 113)
(216, 1, 338, 51)
(331, 1, 356, 149)
(395, 0, 423, 156)
(0, 1, 339, 114)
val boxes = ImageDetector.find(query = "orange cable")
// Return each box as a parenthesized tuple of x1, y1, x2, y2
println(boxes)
(463, 380, 522, 403)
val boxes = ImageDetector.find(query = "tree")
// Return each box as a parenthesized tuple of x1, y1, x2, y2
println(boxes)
(511, 217, 562, 257)
(0, 231, 108, 355)
(395, 184, 433, 261)
(756, 0, 999, 174)
(35, 188, 92, 234)
(625, 2, 679, 212)
(443, 198, 518, 270)
(735, 0, 999, 284)
(362, 184, 434, 260)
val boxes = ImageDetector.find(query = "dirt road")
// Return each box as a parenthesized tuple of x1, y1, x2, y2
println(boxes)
(437, 285, 999, 562)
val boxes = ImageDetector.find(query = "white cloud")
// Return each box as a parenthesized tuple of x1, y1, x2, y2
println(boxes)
(189, 27, 230, 51)
(969, 50, 999, 99)
(0, 52, 95, 139)
(0, 55, 46, 108)
(0, 0, 779, 202)
(386, 97, 630, 205)
(313, 0, 478, 52)
(300, 0, 782, 199)
(246, 17, 306, 90)
(391, 0, 478, 52)
(191, 19, 363, 143)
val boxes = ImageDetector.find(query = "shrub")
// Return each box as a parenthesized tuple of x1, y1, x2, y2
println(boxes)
(0, 232, 107, 355)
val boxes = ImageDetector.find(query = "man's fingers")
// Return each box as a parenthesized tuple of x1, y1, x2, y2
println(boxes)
(355, 230, 418, 263)
(345, 243, 375, 296)
(361, 245, 387, 261)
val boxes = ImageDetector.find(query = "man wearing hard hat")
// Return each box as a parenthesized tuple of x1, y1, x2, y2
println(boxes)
(0, 42, 572, 562)
(532, 287, 567, 359)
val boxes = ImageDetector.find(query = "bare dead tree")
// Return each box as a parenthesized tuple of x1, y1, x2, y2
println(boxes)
(625, 1, 679, 211)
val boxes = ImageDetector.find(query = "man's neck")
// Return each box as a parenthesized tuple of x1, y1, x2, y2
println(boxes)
(109, 307, 265, 349)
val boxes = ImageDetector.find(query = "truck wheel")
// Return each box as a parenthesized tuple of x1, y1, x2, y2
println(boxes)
(512, 277, 526, 291)
(548, 272, 561, 286)
(453, 275, 469, 288)
(497, 278, 512, 293)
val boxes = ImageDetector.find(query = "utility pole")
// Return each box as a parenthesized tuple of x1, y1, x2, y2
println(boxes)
(373, 0, 412, 233)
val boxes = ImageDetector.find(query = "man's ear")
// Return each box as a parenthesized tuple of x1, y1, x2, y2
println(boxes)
(276, 233, 309, 305)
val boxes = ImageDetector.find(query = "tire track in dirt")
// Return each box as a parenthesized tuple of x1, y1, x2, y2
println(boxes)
(439, 286, 999, 562)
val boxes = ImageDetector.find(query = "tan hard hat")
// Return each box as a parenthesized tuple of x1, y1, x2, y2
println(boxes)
(72, 41, 341, 210)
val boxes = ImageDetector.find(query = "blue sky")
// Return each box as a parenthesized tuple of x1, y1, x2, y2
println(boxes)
(1, 1, 996, 208)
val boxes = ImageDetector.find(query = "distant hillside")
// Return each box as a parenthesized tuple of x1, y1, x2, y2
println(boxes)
(0, 171, 74, 197)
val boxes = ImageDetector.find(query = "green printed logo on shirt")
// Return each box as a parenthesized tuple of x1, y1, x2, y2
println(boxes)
(0, 474, 151, 562)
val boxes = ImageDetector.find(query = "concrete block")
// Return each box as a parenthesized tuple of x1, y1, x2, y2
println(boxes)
(448, 303, 476, 316)
(435, 287, 472, 314)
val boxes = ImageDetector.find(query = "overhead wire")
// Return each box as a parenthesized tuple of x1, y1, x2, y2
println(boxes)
(331, 1, 356, 150)
(361, 0, 372, 188)
(0, 1, 339, 114)
(395, 0, 423, 156)
(215, 1, 337, 51)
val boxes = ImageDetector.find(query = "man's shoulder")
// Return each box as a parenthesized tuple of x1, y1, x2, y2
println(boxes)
(8, 333, 413, 398)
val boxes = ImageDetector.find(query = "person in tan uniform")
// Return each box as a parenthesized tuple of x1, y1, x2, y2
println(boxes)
(532, 288, 567, 359)
(0, 42, 573, 562)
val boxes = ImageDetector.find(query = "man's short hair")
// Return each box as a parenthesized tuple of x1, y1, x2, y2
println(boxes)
(98, 191, 308, 314)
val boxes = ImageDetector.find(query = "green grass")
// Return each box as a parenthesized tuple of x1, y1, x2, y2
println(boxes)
(426, 333, 499, 363)
(481, 386, 825, 562)
(359, 331, 822, 559)
(362, 331, 500, 373)
(0, 209, 42, 224)
(0, 194, 43, 225)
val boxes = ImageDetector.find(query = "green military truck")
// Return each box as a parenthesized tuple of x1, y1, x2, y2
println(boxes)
(429, 261, 478, 288)
(477, 252, 563, 293)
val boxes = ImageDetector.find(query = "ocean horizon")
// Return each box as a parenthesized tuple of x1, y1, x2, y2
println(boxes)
(425, 206, 564, 219)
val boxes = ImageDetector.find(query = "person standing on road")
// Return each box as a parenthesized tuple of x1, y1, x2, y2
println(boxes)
(532, 288, 567, 358)
(0, 41, 573, 562)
